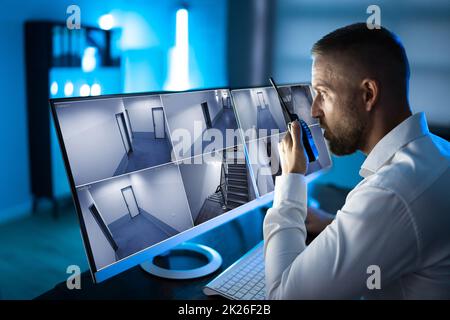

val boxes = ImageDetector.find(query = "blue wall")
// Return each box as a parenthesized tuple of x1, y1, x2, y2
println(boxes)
(0, 0, 227, 223)
(1, 0, 449, 223)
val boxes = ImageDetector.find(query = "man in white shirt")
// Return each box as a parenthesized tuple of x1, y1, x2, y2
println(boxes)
(264, 23, 450, 299)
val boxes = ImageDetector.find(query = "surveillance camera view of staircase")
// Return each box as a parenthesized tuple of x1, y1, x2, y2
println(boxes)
(52, 83, 329, 272)
(192, 145, 255, 225)
(75, 145, 255, 270)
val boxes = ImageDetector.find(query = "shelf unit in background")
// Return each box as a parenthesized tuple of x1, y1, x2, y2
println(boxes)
(24, 21, 121, 217)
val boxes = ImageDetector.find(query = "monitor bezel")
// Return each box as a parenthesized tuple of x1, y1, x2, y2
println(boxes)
(49, 82, 331, 283)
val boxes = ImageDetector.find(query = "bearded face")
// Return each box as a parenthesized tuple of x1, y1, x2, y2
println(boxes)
(311, 55, 369, 156)
(318, 92, 367, 156)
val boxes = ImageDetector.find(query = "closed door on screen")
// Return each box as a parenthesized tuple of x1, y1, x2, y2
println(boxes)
(121, 186, 140, 218)
(116, 113, 133, 154)
(257, 92, 267, 109)
(152, 107, 166, 139)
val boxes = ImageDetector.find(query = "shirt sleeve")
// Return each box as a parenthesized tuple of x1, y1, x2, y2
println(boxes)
(263, 174, 420, 299)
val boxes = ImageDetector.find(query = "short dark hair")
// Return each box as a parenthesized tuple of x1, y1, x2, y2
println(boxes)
(311, 23, 410, 91)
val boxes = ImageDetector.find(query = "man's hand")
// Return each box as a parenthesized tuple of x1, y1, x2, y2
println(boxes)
(278, 120, 308, 175)
(306, 206, 335, 235)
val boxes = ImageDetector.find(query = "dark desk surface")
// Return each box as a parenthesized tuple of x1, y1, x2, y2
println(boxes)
(37, 207, 268, 300)
(36, 183, 346, 300)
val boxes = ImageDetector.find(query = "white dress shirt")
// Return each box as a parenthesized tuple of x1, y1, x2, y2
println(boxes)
(263, 112, 450, 299)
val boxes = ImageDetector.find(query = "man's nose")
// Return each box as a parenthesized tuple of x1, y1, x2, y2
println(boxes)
(311, 97, 322, 119)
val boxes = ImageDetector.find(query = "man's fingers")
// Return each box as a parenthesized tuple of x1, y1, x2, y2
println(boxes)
(290, 120, 303, 148)
(282, 129, 292, 149)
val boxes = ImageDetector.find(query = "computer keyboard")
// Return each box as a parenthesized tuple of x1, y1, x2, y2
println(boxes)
(203, 241, 266, 300)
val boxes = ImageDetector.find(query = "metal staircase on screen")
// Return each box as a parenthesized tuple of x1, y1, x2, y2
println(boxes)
(194, 145, 249, 225)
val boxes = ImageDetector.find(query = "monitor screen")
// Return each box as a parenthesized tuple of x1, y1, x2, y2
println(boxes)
(51, 84, 331, 282)
(231, 84, 332, 195)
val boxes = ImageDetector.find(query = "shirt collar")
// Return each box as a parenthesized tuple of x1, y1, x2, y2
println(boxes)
(359, 112, 429, 178)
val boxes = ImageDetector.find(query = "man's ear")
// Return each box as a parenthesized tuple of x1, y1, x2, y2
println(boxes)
(361, 78, 379, 112)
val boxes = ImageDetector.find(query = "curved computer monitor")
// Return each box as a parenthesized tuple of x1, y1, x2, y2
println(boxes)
(50, 83, 331, 283)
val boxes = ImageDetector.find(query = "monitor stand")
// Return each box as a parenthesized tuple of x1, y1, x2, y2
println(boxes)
(140, 242, 223, 279)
